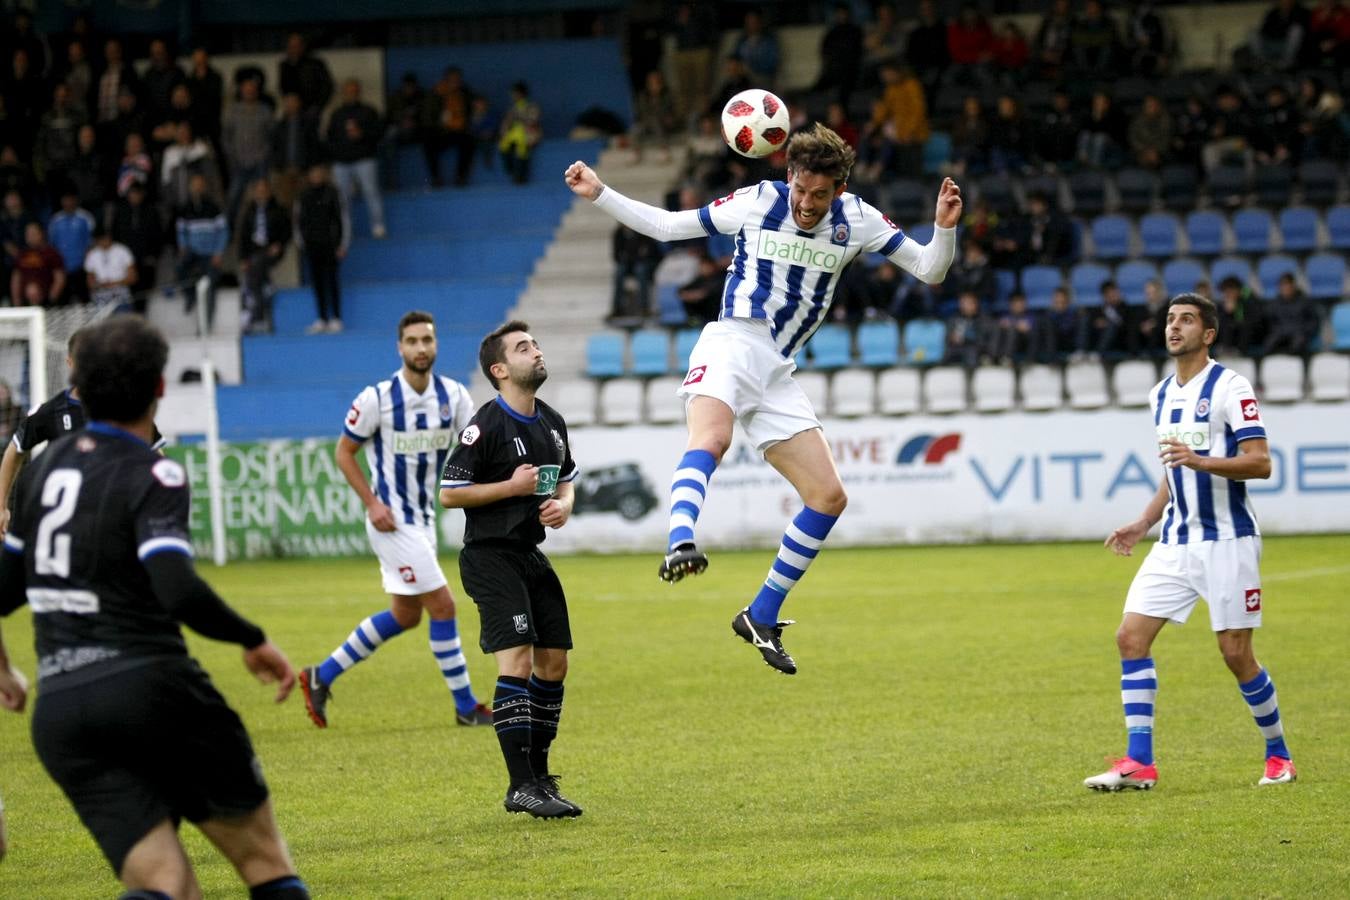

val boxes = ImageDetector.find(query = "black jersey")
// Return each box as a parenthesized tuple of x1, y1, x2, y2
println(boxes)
(2, 423, 196, 690)
(440, 395, 577, 546)
(10, 389, 164, 453)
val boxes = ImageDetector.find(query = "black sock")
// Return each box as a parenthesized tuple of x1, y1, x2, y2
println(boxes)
(249, 875, 310, 899)
(493, 676, 534, 787)
(527, 674, 565, 776)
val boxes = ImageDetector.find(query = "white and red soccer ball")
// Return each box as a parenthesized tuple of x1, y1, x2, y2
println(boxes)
(720, 88, 790, 159)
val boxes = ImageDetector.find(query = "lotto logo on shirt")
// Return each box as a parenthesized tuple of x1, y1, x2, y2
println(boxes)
(346, 403, 361, 427)
(399, 566, 416, 584)
(1245, 589, 1262, 612)
(1241, 398, 1261, 421)
(683, 365, 707, 386)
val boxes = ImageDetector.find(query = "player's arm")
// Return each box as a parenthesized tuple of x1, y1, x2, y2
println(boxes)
(335, 434, 396, 532)
(1105, 477, 1170, 557)
(0, 441, 28, 538)
(0, 620, 27, 713)
(538, 479, 573, 529)
(882, 178, 962, 285)
(439, 463, 539, 509)
(1161, 436, 1272, 481)
(563, 161, 709, 243)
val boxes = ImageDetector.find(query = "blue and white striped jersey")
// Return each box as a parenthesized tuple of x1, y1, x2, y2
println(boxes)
(1151, 360, 1266, 544)
(343, 371, 475, 528)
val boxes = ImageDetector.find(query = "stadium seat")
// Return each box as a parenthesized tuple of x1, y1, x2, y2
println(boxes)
(1069, 170, 1108, 217)
(830, 368, 876, 417)
(922, 132, 952, 175)
(1309, 352, 1350, 401)
(1018, 365, 1063, 411)
(1070, 262, 1112, 306)
(629, 329, 671, 377)
(656, 283, 687, 327)
(857, 319, 900, 367)
(1327, 205, 1350, 250)
(1090, 214, 1132, 260)
(971, 366, 1015, 412)
(1260, 354, 1305, 403)
(674, 327, 702, 372)
(1115, 261, 1161, 305)
(599, 378, 644, 425)
(922, 366, 967, 414)
(1277, 206, 1320, 253)
(1330, 301, 1350, 350)
(1020, 265, 1064, 309)
(795, 370, 829, 412)
(808, 324, 852, 369)
(993, 268, 1016, 306)
(1111, 359, 1159, 408)
(1185, 210, 1227, 256)
(907, 222, 935, 245)
(554, 379, 597, 426)
(1232, 209, 1274, 254)
(1256, 254, 1301, 299)
(1160, 164, 1199, 211)
(877, 367, 921, 415)
(1253, 163, 1293, 208)
(1208, 165, 1248, 207)
(901, 319, 946, 365)
(1210, 256, 1254, 291)
(1115, 167, 1157, 215)
(1065, 360, 1110, 409)
(585, 332, 625, 378)
(1162, 258, 1206, 297)
(1298, 159, 1341, 204)
(1139, 212, 1181, 258)
(1306, 253, 1346, 300)
(644, 376, 685, 424)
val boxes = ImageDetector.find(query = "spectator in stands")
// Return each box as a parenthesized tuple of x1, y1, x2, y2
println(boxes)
(1171, 94, 1212, 170)
(1262, 272, 1320, 355)
(1086, 279, 1133, 360)
(47, 190, 95, 303)
(861, 2, 903, 90)
(1128, 94, 1173, 169)
(94, 39, 136, 126)
(610, 223, 661, 323)
(1247, 0, 1310, 70)
(279, 32, 333, 117)
(1307, 0, 1350, 68)
(709, 56, 753, 119)
(271, 93, 322, 210)
(381, 73, 424, 188)
(669, 2, 718, 126)
(110, 181, 162, 313)
(67, 124, 104, 214)
(186, 45, 224, 148)
(174, 171, 228, 333)
(944, 236, 995, 304)
(993, 191, 1075, 267)
(35, 83, 86, 198)
(950, 95, 990, 175)
(0, 189, 33, 273)
(987, 94, 1030, 174)
(237, 178, 291, 334)
(498, 80, 541, 185)
(149, 82, 196, 153)
(861, 63, 929, 180)
(1077, 90, 1127, 169)
(1124, 1, 1170, 75)
(944, 291, 997, 368)
(1202, 86, 1253, 173)
(993, 290, 1037, 365)
(1032, 0, 1076, 81)
(10, 222, 65, 307)
(99, 85, 145, 167)
(1135, 278, 1170, 358)
(5, 49, 42, 153)
(907, 0, 949, 105)
(1031, 88, 1080, 170)
(142, 38, 185, 126)
(161, 120, 221, 212)
(946, 3, 994, 86)
(824, 101, 859, 151)
(0, 380, 22, 449)
(678, 253, 724, 326)
(84, 224, 136, 309)
(0, 146, 34, 208)
(61, 40, 92, 116)
(1215, 274, 1264, 357)
(632, 70, 678, 164)
(328, 78, 386, 239)
(733, 8, 780, 87)
(1252, 84, 1302, 166)
(1070, 0, 1121, 79)
(1034, 286, 1088, 362)
(815, 3, 863, 107)
(469, 95, 499, 172)
(116, 131, 152, 199)
(1296, 75, 1346, 160)
(422, 66, 475, 188)
(6, 10, 49, 80)
(990, 21, 1030, 83)
(961, 195, 1001, 246)
(223, 74, 274, 227)
(295, 163, 348, 334)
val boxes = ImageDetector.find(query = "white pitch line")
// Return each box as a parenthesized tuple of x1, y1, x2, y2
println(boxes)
(1265, 565, 1350, 583)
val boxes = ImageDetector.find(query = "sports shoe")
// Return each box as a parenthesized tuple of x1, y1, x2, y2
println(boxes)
(299, 666, 331, 728)
(1083, 757, 1158, 791)
(731, 608, 797, 675)
(372, 224, 388, 239)
(304, 319, 327, 335)
(658, 545, 708, 583)
(537, 774, 583, 817)
(503, 780, 575, 819)
(1258, 756, 1297, 785)
(326, 318, 344, 333)
(455, 703, 493, 726)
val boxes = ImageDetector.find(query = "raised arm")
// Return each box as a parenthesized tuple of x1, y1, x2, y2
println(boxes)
(564, 160, 710, 243)
(884, 177, 962, 285)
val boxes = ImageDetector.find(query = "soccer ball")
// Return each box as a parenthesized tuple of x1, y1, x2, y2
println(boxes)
(720, 89, 790, 159)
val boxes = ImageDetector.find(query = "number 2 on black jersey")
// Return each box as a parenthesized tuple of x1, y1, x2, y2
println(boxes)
(35, 469, 82, 577)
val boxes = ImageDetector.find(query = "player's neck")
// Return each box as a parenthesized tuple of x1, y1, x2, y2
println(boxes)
(401, 366, 431, 394)
(1172, 352, 1211, 386)
(498, 384, 537, 418)
(96, 414, 155, 445)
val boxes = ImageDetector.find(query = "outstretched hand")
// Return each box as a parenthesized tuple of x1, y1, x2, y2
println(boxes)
(243, 641, 296, 703)
(0, 664, 27, 713)
(935, 177, 963, 229)
(564, 161, 604, 201)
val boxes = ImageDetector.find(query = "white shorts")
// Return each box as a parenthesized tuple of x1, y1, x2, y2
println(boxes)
(366, 520, 448, 596)
(676, 318, 821, 453)
(1124, 536, 1264, 631)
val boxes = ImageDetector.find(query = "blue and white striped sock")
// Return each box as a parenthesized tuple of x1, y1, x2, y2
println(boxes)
(1121, 657, 1157, 765)
(429, 618, 478, 715)
(1239, 667, 1289, 759)
(317, 610, 405, 686)
(668, 449, 717, 551)
(748, 506, 838, 624)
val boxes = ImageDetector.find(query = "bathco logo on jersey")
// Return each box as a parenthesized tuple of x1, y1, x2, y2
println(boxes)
(756, 231, 845, 273)
(391, 428, 456, 455)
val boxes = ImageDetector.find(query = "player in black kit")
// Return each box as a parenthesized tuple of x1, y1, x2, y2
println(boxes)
(0, 317, 310, 899)
(439, 320, 583, 819)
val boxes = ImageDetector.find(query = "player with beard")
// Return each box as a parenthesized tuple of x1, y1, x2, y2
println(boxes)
(439, 321, 582, 819)
(299, 311, 493, 729)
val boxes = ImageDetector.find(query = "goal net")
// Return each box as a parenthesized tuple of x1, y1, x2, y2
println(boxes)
(0, 305, 118, 418)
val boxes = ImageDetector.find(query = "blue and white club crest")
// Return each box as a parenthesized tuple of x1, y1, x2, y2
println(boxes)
(1195, 398, 1210, 417)
(440, 403, 451, 420)
(832, 222, 850, 243)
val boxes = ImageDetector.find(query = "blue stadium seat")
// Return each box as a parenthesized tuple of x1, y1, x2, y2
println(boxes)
(1327, 205, 1350, 250)
(993, 268, 1016, 306)
(1256, 254, 1301, 298)
(922, 132, 952, 175)
(1306, 253, 1347, 301)
(585, 332, 625, 378)
(857, 319, 900, 367)
(1210, 256, 1254, 290)
(1115, 260, 1161, 305)
(1090, 214, 1132, 260)
(808, 324, 852, 369)
(1185, 210, 1227, 256)
(907, 222, 935, 245)
(1162, 258, 1206, 297)
(674, 327, 702, 371)
(1278, 207, 1320, 253)
(656, 283, 687, 327)
(1139, 213, 1181, 258)
(1232, 209, 1273, 254)
(1332, 301, 1350, 350)
(901, 319, 946, 365)
(629, 329, 671, 376)
(1069, 262, 1112, 306)
(1020, 265, 1064, 309)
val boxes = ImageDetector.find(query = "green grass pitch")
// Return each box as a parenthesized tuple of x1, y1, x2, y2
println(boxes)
(2, 535, 1348, 897)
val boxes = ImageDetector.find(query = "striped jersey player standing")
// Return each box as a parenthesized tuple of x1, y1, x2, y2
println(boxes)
(565, 126, 959, 674)
(1088, 292, 1295, 791)
(300, 311, 492, 728)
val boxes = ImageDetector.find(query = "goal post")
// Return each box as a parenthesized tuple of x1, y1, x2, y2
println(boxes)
(0, 306, 48, 412)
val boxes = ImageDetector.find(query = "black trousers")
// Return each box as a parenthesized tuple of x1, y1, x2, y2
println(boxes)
(306, 249, 341, 322)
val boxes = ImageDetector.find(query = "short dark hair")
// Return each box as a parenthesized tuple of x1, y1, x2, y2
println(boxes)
(397, 310, 434, 340)
(785, 124, 855, 187)
(1168, 292, 1218, 332)
(67, 327, 87, 356)
(479, 319, 531, 388)
(73, 316, 167, 423)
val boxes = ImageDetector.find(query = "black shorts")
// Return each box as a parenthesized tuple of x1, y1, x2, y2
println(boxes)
(31, 657, 269, 875)
(459, 541, 572, 653)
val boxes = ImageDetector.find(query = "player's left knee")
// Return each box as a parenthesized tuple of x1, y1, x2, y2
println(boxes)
(811, 487, 847, 517)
